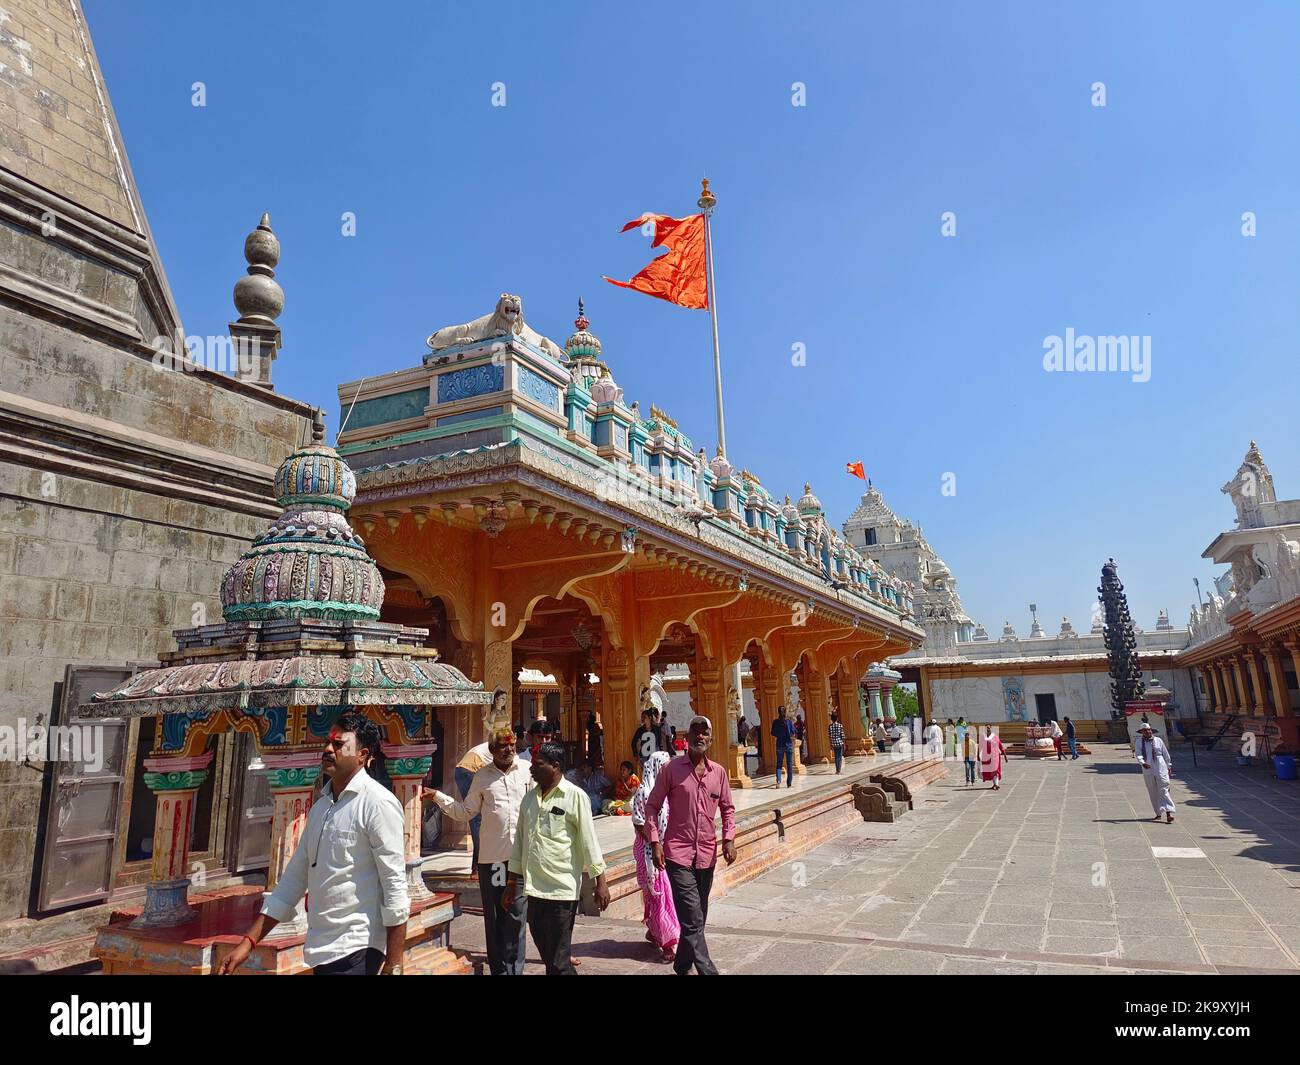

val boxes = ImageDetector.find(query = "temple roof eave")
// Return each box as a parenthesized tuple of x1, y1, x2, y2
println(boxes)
(351, 442, 923, 646)
(82, 655, 495, 718)
(1201, 524, 1300, 563)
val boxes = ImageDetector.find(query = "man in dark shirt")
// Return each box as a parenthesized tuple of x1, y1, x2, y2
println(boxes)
(631, 709, 658, 768)
(1064, 716, 1078, 760)
(828, 710, 846, 774)
(771, 705, 796, 787)
(654, 709, 673, 753)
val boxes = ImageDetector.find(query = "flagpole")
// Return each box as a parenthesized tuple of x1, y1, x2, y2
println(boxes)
(698, 178, 726, 458)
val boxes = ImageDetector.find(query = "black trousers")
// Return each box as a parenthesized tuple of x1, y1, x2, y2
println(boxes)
(665, 860, 718, 975)
(313, 946, 385, 975)
(478, 862, 528, 975)
(527, 897, 578, 975)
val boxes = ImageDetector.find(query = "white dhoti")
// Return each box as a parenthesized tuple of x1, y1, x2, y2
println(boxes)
(1142, 766, 1175, 816)
(1136, 735, 1175, 816)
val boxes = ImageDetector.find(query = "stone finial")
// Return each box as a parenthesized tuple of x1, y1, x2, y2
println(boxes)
(231, 213, 284, 390)
(233, 213, 284, 324)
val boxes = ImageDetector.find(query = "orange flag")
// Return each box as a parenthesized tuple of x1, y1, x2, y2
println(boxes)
(604, 213, 708, 310)
(846, 461, 867, 481)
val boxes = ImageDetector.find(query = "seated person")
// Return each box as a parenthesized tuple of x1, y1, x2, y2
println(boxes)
(602, 760, 640, 816)
(566, 758, 612, 816)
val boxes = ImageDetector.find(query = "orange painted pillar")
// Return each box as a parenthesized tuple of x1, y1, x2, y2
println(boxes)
(133, 750, 215, 929)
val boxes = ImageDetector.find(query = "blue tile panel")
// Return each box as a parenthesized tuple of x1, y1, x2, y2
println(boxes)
(437, 363, 504, 404)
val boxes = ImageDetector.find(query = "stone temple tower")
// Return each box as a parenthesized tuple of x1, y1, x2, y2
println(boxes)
(844, 483, 973, 654)
(0, 1, 316, 936)
(1222, 441, 1276, 531)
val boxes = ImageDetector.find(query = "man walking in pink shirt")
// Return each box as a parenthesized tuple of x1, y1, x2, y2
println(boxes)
(645, 715, 737, 975)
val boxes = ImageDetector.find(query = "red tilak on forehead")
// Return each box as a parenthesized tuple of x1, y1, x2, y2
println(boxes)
(329, 727, 343, 741)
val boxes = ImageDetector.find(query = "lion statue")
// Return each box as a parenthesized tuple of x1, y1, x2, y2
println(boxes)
(425, 293, 567, 361)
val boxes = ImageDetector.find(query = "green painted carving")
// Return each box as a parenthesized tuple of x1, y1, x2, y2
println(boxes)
(223, 599, 381, 622)
(267, 766, 322, 790)
(386, 756, 433, 778)
(143, 770, 210, 792)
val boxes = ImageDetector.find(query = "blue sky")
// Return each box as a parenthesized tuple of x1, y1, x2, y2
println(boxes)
(86, 1, 1300, 636)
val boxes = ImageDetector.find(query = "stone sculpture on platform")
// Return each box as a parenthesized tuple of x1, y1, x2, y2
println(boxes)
(425, 292, 567, 361)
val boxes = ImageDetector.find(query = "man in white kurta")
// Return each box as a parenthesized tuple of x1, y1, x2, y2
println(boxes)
(1135, 724, 1175, 822)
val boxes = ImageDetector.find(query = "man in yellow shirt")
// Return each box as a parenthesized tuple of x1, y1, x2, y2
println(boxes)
(503, 742, 610, 974)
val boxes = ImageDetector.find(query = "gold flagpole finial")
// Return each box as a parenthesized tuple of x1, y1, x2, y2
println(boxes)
(698, 177, 716, 211)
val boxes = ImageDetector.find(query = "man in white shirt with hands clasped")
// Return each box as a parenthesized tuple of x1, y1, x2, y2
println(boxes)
(428, 726, 533, 975)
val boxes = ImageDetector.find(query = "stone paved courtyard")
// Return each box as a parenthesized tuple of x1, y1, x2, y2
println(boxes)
(447, 743, 1300, 974)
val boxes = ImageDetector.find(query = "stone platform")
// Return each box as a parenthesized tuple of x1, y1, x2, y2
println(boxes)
(424, 756, 899, 915)
(448, 743, 1300, 974)
(92, 884, 467, 975)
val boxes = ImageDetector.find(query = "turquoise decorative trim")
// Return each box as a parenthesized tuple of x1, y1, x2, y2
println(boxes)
(439, 405, 503, 427)
(343, 388, 429, 431)
(143, 770, 209, 792)
(267, 766, 322, 789)
(437, 363, 503, 403)
(387, 756, 433, 777)
(223, 599, 381, 621)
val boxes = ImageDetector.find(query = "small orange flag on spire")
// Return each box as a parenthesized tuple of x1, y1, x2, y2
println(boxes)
(604, 213, 708, 310)
(846, 461, 867, 481)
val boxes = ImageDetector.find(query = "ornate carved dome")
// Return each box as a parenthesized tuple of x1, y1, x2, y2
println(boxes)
(220, 427, 384, 622)
(798, 482, 823, 516)
(565, 299, 602, 359)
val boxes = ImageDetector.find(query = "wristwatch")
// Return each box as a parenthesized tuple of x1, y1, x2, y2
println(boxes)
(386, 964, 404, 976)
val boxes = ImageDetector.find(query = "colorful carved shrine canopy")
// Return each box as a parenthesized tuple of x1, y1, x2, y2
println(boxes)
(82, 426, 493, 722)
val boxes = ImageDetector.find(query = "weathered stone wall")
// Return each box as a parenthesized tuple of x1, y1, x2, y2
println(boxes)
(0, 466, 263, 920)
(0, 310, 314, 924)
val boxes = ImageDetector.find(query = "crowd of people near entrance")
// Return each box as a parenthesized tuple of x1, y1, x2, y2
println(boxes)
(213, 693, 1172, 977)
(426, 703, 736, 975)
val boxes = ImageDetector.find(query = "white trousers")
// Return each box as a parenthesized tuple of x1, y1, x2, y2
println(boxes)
(1143, 769, 1175, 815)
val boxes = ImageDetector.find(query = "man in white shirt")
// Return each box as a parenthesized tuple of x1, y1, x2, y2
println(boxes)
(455, 739, 493, 866)
(218, 711, 410, 976)
(429, 727, 533, 975)
(1136, 722, 1176, 824)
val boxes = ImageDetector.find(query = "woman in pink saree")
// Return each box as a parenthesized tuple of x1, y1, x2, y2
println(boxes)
(632, 750, 680, 961)
(979, 724, 1006, 789)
